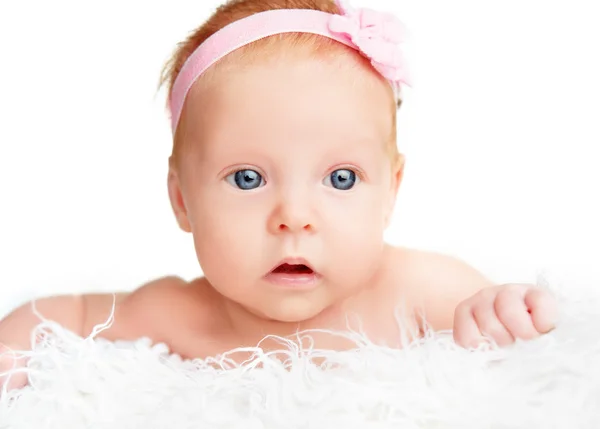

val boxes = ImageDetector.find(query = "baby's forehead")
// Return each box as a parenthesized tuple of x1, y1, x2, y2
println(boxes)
(186, 63, 392, 135)
(192, 108, 388, 159)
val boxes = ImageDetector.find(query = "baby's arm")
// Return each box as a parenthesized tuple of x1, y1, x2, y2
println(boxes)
(0, 294, 101, 391)
(0, 275, 185, 390)
(406, 250, 557, 348)
(405, 250, 494, 332)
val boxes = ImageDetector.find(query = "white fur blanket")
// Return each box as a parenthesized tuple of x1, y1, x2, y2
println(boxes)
(1, 274, 599, 428)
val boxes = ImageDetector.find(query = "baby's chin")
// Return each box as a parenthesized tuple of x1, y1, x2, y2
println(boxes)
(249, 295, 334, 326)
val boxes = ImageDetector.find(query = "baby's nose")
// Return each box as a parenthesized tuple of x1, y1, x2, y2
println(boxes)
(277, 220, 314, 233)
(269, 194, 317, 234)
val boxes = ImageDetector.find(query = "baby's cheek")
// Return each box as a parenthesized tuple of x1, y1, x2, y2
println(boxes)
(193, 210, 265, 279)
(327, 220, 385, 279)
(326, 197, 386, 240)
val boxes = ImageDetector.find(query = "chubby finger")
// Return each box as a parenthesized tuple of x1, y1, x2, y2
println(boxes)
(494, 286, 539, 341)
(472, 303, 514, 347)
(525, 288, 558, 333)
(453, 303, 484, 348)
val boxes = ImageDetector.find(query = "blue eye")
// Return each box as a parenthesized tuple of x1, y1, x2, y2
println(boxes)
(324, 169, 359, 190)
(226, 169, 265, 190)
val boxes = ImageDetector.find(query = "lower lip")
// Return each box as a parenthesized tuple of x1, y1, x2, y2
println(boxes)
(264, 272, 321, 288)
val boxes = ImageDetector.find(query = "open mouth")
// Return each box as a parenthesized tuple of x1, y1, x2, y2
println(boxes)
(271, 263, 314, 274)
(266, 260, 319, 287)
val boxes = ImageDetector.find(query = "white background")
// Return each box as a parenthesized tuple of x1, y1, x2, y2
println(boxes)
(0, 1, 598, 318)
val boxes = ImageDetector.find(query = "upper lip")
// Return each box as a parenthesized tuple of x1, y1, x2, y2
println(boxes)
(268, 257, 317, 273)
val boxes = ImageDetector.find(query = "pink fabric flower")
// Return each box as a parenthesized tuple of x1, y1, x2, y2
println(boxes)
(329, 0, 411, 86)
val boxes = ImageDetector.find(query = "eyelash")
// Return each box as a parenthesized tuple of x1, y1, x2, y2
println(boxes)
(222, 165, 266, 179)
(328, 165, 366, 181)
(222, 165, 366, 182)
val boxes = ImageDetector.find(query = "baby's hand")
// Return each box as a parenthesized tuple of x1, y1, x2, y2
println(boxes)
(453, 283, 558, 348)
(0, 344, 29, 394)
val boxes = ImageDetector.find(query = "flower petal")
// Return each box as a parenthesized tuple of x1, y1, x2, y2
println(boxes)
(330, 1, 412, 87)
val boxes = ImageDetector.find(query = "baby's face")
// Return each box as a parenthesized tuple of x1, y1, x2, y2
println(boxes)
(169, 55, 402, 323)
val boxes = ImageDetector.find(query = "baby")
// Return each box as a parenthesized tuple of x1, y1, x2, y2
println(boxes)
(0, 0, 557, 391)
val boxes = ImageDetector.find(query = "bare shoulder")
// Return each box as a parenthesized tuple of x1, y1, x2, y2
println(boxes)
(82, 275, 214, 343)
(384, 245, 494, 331)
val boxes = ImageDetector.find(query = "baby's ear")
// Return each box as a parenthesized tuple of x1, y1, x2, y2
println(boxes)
(167, 165, 192, 233)
(391, 154, 405, 194)
(384, 154, 405, 227)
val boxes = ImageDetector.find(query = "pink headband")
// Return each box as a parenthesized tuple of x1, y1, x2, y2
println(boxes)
(169, 0, 412, 134)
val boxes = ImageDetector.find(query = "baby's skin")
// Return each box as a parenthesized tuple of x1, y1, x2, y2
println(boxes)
(0, 5, 558, 392)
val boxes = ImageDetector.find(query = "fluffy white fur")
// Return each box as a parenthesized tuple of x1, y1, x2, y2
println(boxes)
(1, 272, 599, 428)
